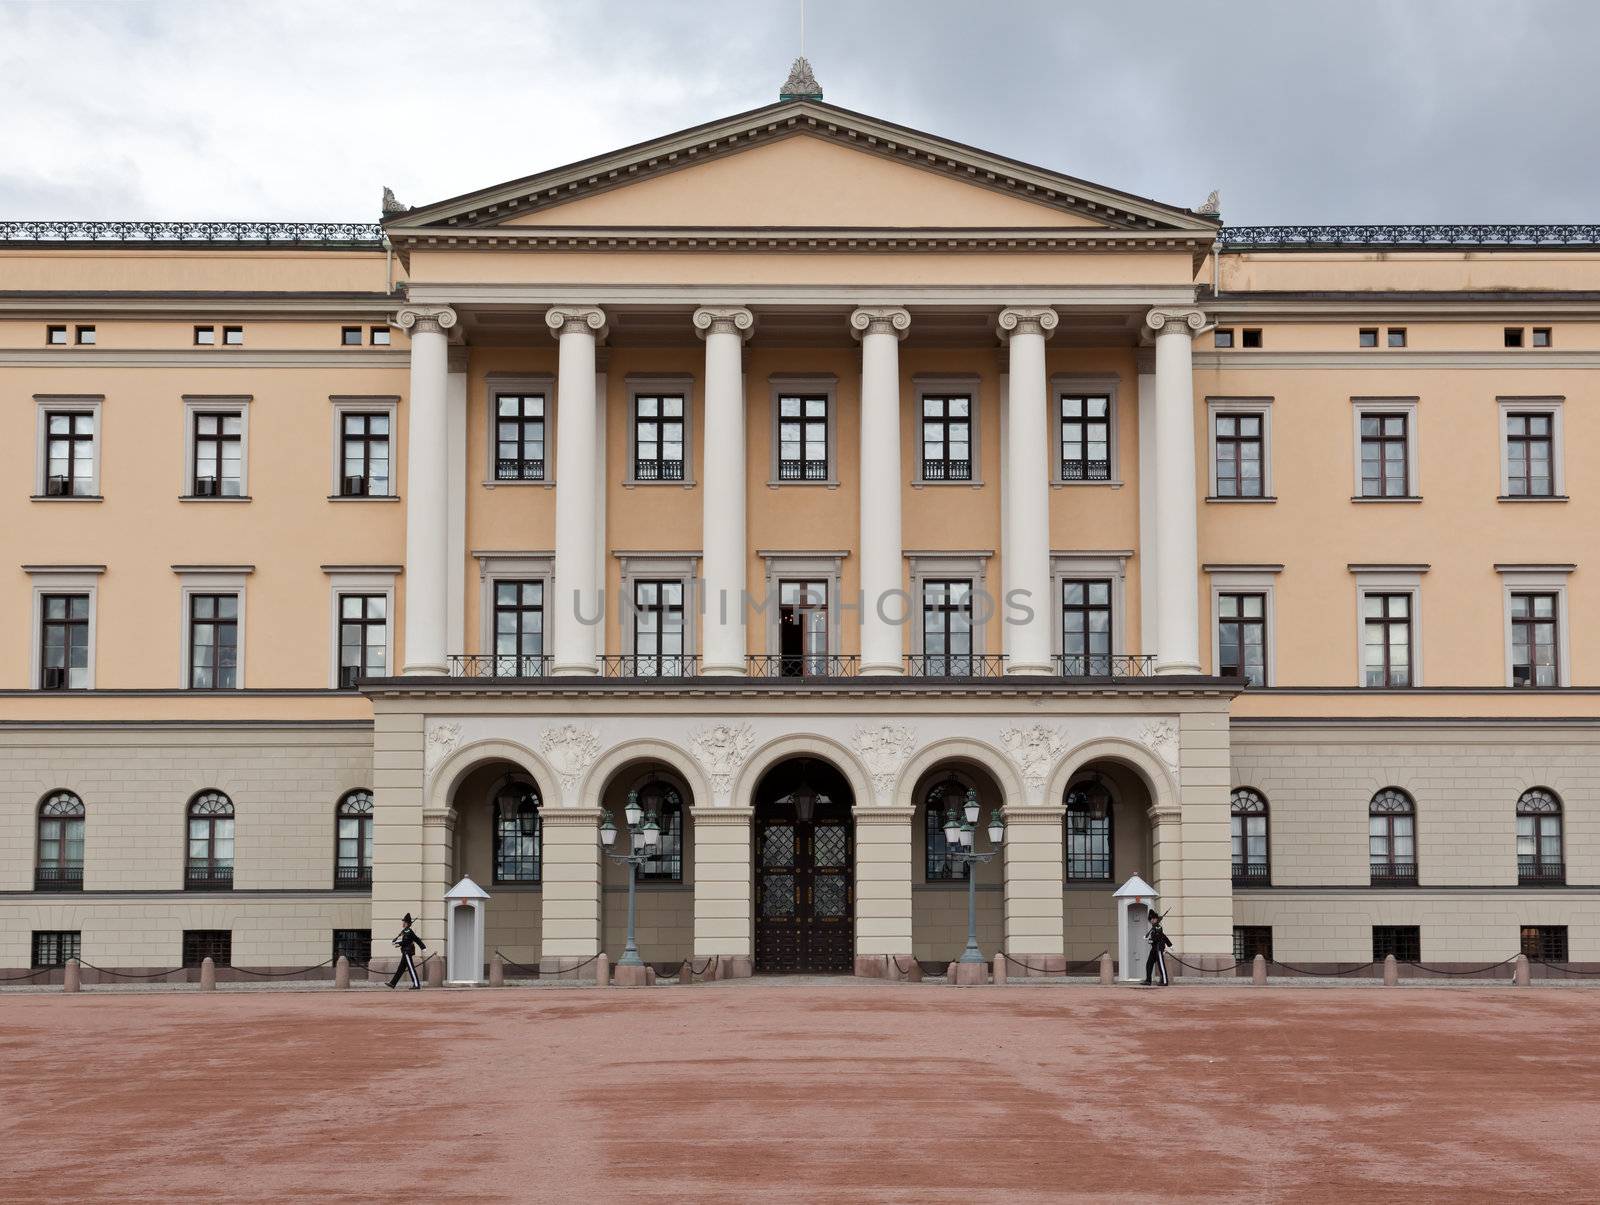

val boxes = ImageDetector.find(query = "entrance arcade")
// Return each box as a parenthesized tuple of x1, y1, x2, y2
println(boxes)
(753, 758, 854, 973)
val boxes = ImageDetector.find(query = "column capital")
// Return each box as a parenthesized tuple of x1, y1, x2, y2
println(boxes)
(394, 304, 458, 338)
(849, 306, 911, 340)
(692, 305, 756, 340)
(544, 305, 608, 340)
(995, 306, 1058, 341)
(1144, 306, 1206, 337)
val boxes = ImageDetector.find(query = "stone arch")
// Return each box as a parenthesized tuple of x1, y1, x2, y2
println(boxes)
(893, 737, 1024, 811)
(427, 738, 559, 813)
(1045, 737, 1177, 815)
(731, 732, 872, 809)
(581, 738, 711, 809)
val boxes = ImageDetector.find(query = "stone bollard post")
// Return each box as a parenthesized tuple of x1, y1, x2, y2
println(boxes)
(489, 959, 505, 988)
(596, 953, 610, 987)
(200, 956, 217, 991)
(1098, 952, 1113, 985)
(334, 955, 350, 990)
(1514, 954, 1531, 987)
(64, 957, 81, 993)
(426, 955, 445, 988)
(994, 952, 1007, 985)
(1382, 954, 1399, 986)
(1252, 954, 1267, 986)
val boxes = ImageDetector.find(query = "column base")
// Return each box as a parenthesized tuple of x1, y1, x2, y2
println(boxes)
(401, 662, 448, 677)
(856, 662, 905, 677)
(697, 662, 748, 677)
(1004, 662, 1054, 676)
(551, 663, 599, 677)
(1154, 658, 1203, 676)
(951, 961, 989, 986)
(612, 962, 651, 988)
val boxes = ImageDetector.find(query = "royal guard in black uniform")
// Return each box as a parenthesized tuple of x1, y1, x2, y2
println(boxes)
(1144, 911, 1172, 987)
(387, 912, 426, 989)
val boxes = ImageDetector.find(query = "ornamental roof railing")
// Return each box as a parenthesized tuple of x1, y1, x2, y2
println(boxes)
(0, 220, 384, 246)
(1220, 224, 1600, 249)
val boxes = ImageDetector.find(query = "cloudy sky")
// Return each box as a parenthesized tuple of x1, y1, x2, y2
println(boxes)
(1, 0, 1596, 226)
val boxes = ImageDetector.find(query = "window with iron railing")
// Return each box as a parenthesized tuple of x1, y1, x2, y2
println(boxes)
(494, 785, 542, 884)
(634, 394, 685, 481)
(777, 395, 828, 481)
(1521, 925, 1567, 962)
(182, 929, 232, 968)
(186, 791, 235, 890)
(495, 393, 546, 481)
(1372, 925, 1419, 962)
(1059, 394, 1111, 481)
(335, 790, 374, 889)
(1064, 780, 1113, 882)
(1230, 788, 1270, 886)
(920, 579, 974, 677)
(1062, 580, 1113, 676)
(32, 930, 81, 968)
(920, 394, 971, 481)
(1516, 788, 1564, 884)
(1369, 788, 1416, 884)
(36, 791, 85, 891)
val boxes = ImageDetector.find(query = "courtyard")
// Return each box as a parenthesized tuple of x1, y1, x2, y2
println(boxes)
(2, 982, 1596, 1202)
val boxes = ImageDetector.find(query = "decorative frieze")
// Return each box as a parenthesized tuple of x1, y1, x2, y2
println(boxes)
(423, 721, 463, 774)
(852, 723, 918, 798)
(690, 723, 756, 800)
(1000, 724, 1067, 794)
(540, 724, 602, 796)
(1140, 719, 1180, 772)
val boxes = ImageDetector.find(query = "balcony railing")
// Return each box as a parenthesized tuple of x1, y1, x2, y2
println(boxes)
(1232, 862, 1271, 887)
(921, 459, 972, 482)
(34, 864, 83, 891)
(1060, 459, 1111, 482)
(1518, 858, 1566, 886)
(904, 653, 1008, 678)
(334, 865, 373, 890)
(449, 654, 554, 678)
(185, 864, 234, 891)
(599, 654, 700, 678)
(1055, 654, 1156, 677)
(746, 654, 860, 678)
(1370, 860, 1418, 886)
(496, 458, 545, 482)
(634, 459, 685, 482)
(778, 459, 829, 482)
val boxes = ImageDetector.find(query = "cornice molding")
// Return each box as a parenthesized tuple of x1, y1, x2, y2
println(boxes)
(1195, 350, 1600, 370)
(0, 349, 410, 367)
(405, 282, 1200, 309)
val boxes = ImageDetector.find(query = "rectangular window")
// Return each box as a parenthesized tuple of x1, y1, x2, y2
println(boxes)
(921, 579, 974, 675)
(1065, 806, 1112, 881)
(332, 929, 372, 966)
(1214, 412, 1264, 497)
(182, 930, 232, 968)
(1061, 580, 1113, 675)
(920, 394, 972, 481)
(639, 801, 684, 882)
(1372, 925, 1420, 962)
(39, 593, 90, 690)
(222, 326, 244, 346)
(1362, 592, 1413, 687)
(778, 579, 829, 675)
(1359, 328, 1378, 348)
(1532, 327, 1552, 348)
(631, 580, 686, 676)
(44, 410, 96, 496)
(1059, 394, 1111, 481)
(194, 325, 216, 345)
(633, 394, 685, 481)
(1213, 328, 1235, 348)
(778, 395, 829, 481)
(1358, 411, 1410, 496)
(341, 326, 363, 346)
(75, 325, 96, 345)
(370, 327, 391, 346)
(1232, 926, 1273, 963)
(924, 788, 970, 881)
(1217, 592, 1267, 686)
(338, 593, 387, 686)
(340, 412, 391, 495)
(494, 393, 546, 481)
(493, 580, 545, 673)
(1510, 592, 1559, 687)
(1240, 328, 1262, 349)
(1505, 326, 1525, 348)
(1520, 925, 1568, 962)
(188, 593, 240, 689)
(31, 931, 81, 968)
(47, 325, 68, 345)
(1504, 411, 1554, 497)
(1386, 328, 1407, 348)
(191, 410, 243, 497)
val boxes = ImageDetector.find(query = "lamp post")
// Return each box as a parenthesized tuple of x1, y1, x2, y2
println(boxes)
(943, 787, 1005, 965)
(598, 790, 661, 971)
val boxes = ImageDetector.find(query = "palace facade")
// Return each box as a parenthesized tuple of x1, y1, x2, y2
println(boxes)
(4, 74, 1598, 979)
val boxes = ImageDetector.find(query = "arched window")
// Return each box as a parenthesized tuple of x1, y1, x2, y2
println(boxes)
(1516, 788, 1564, 885)
(1368, 788, 1416, 884)
(493, 779, 542, 884)
(37, 791, 85, 891)
(186, 791, 235, 890)
(1230, 788, 1270, 886)
(1065, 776, 1114, 881)
(637, 778, 684, 882)
(923, 776, 972, 882)
(335, 790, 374, 889)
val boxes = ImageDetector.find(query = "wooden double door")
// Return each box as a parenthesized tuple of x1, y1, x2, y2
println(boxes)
(754, 807, 854, 973)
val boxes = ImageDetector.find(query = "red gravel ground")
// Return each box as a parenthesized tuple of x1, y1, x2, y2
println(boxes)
(3, 983, 1597, 1203)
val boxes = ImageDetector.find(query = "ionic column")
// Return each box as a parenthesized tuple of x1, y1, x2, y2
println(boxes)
(852, 807, 914, 972)
(1146, 307, 1206, 675)
(395, 304, 457, 675)
(997, 307, 1058, 675)
(539, 808, 604, 975)
(693, 307, 755, 675)
(545, 306, 607, 676)
(850, 307, 911, 674)
(1001, 805, 1067, 962)
(420, 806, 456, 961)
(690, 807, 754, 977)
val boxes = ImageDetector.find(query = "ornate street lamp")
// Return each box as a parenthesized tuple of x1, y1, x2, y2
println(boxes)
(599, 789, 661, 969)
(943, 787, 1005, 966)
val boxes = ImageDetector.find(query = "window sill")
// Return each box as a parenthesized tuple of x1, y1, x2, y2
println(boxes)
(766, 480, 840, 489)
(1498, 494, 1568, 503)
(327, 494, 399, 502)
(482, 480, 555, 490)
(1205, 495, 1277, 503)
(912, 478, 985, 488)
(1051, 481, 1123, 490)
(1350, 495, 1422, 503)
(623, 480, 696, 489)
(32, 686, 91, 693)
(1063, 879, 1116, 890)
(489, 882, 543, 893)
(180, 494, 252, 502)
(30, 494, 103, 502)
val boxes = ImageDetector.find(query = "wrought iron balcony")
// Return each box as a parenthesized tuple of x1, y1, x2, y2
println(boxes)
(633, 459, 685, 482)
(1232, 862, 1271, 888)
(34, 864, 83, 891)
(746, 653, 860, 678)
(496, 458, 545, 482)
(921, 459, 971, 482)
(185, 864, 234, 891)
(778, 458, 829, 481)
(1060, 459, 1111, 482)
(1054, 654, 1156, 677)
(449, 654, 554, 678)
(334, 865, 373, 890)
(903, 653, 1008, 678)
(599, 654, 700, 678)
(441, 651, 1166, 683)
(1518, 858, 1566, 886)
(1370, 860, 1418, 886)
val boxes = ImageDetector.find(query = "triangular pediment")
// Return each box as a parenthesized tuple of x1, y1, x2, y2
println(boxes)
(389, 100, 1217, 240)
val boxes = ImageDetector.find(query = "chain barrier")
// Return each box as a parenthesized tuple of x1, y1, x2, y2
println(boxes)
(1001, 951, 1109, 975)
(1268, 958, 1376, 977)
(1399, 955, 1520, 978)
(491, 949, 603, 979)
(1531, 959, 1600, 978)
(0, 965, 59, 983)
(1167, 954, 1244, 973)
(77, 960, 189, 980)
(230, 956, 339, 979)
(679, 955, 719, 979)
(890, 955, 918, 977)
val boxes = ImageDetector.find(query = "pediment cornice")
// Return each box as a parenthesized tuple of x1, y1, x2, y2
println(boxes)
(387, 100, 1218, 241)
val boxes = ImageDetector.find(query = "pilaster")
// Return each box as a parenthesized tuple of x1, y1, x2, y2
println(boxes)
(1000, 804, 1066, 957)
(852, 806, 913, 965)
(1177, 708, 1234, 955)
(538, 806, 603, 966)
(371, 708, 426, 964)
(690, 806, 753, 974)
